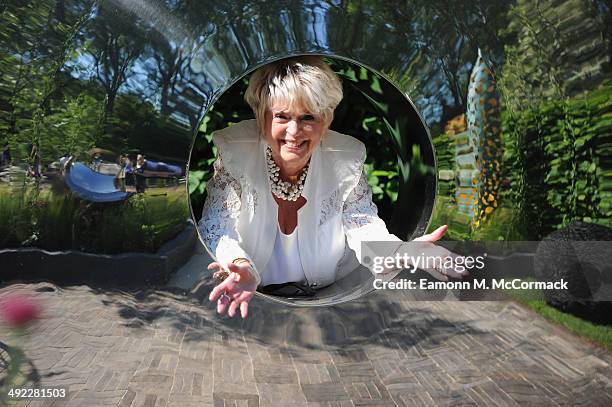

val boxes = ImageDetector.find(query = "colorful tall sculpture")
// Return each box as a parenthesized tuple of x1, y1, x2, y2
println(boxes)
(456, 49, 502, 228)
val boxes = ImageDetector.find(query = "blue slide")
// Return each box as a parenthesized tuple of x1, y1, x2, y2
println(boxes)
(64, 162, 132, 203)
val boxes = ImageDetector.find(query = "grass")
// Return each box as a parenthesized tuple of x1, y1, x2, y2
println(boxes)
(511, 289, 612, 352)
(429, 194, 612, 351)
(0, 182, 190, 254)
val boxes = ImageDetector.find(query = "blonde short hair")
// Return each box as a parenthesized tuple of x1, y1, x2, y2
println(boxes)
(244, 56, 343, 132)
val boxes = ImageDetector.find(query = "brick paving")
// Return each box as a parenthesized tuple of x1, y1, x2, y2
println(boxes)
(0, 281, 611, 406)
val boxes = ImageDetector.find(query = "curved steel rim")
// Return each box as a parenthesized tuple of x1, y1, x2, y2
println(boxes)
(187, 51, 437, 306)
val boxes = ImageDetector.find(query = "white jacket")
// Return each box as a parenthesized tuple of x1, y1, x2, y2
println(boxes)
(198, 120, 400, 288)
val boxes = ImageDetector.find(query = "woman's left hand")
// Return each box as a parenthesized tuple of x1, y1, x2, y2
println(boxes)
(413, 224, 449, 243)
(412, 225, 469, 281)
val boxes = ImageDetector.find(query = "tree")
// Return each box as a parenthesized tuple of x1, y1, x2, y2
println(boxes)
(0, 2, 57, 137)
(1, 0, 95, 164)
(499, 0, 611, 111)
(86, 0, 145, 118)
(147, 30, 188, 118)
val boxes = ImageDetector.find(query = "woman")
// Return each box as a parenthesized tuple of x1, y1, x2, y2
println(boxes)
(199, 56, 464, 318)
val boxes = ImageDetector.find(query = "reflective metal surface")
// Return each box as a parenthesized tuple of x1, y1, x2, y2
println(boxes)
(1, 1, 609, 304)
(190, 56, 435, 306)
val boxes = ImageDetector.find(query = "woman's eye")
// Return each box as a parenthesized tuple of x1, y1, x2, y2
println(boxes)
(302, 115, 315, 121)
(274, 114, 287, 120)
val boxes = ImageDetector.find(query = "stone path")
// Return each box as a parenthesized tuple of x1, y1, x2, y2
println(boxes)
(0, 281, 611, 407)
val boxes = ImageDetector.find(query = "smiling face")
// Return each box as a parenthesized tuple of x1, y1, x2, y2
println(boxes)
(263, 102, 328, 178)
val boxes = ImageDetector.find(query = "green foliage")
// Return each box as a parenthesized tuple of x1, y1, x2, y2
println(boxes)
(332, 61, 435, 236)
(0, 1, 205, 255)
(31, 93, 100, 161)
(2, 1, 96, 161)
(433, 84, 612, 241)
(188, 77, 252, 216)
(502, 83, 612, 238)
(429, 196, 526, 241)
(499, 0, 610, 110)
(0, 184, 189, 254)
(432, 133, 456, 198)
(106, 94, 191, 161)
(88, 190, 188, 253)
(498, 0, 564, 112)
(363, 163, 398, 202)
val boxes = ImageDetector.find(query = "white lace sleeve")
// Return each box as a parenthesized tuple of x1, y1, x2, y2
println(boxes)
(343, 170, 401, 261)
(198, 156, 261, 284)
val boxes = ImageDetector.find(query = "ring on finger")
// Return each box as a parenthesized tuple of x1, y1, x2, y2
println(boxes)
(213, 269, 230, 283)
(217, 292, 230, 304)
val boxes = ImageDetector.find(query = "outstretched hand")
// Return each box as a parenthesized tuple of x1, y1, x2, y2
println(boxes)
(413, 224, 449, 243)
(412, 225, 468, 281)
(208, 262, 258, 318)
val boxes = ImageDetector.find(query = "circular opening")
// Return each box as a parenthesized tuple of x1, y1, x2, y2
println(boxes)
(188, 54, 436, 306)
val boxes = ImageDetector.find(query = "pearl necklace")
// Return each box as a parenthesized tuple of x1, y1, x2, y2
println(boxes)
(266, 146, 308, 201)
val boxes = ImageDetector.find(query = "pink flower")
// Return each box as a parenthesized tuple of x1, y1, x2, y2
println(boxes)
(0, 293, 42, 327)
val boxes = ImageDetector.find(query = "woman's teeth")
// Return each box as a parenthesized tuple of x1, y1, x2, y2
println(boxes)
(283, 140, 307, 148)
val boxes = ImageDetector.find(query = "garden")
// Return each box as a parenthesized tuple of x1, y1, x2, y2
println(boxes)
(0, 0, 610, 344)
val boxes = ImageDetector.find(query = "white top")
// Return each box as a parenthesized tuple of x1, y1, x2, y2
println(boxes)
(261, 225, 306, 286)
